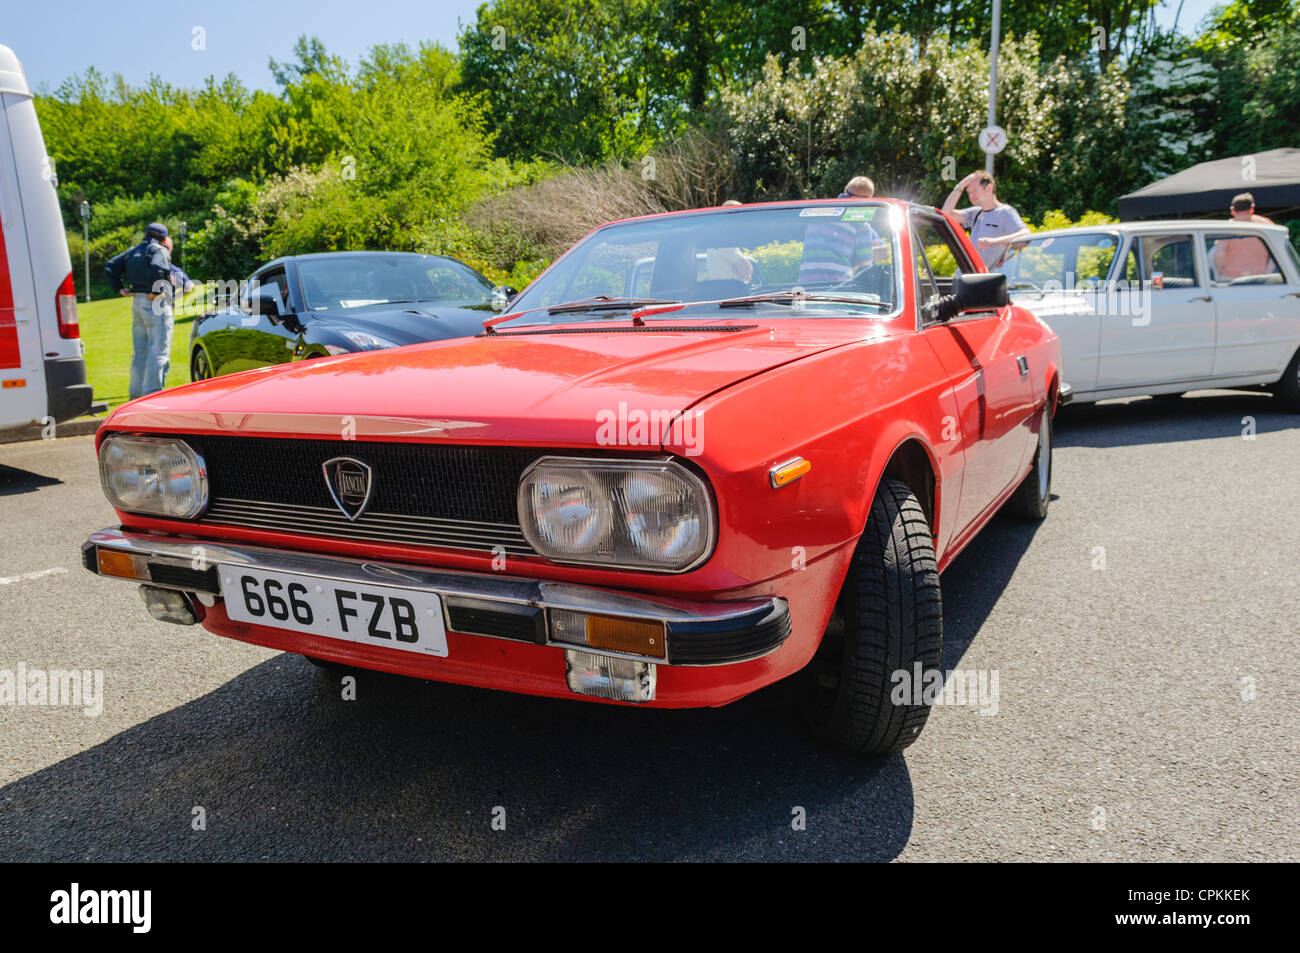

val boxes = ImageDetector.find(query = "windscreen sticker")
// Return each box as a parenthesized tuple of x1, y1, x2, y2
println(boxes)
(800, 207, 845, 217)
(842, 208, 874, 221)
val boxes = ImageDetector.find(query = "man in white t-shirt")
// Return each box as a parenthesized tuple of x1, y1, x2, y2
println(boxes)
(941, 171, 1032, 269)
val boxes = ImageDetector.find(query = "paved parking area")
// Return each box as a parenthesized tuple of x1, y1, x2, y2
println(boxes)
(1, 392, 1296, 860)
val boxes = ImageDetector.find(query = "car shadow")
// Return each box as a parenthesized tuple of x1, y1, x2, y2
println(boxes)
(1054, 391, 1297, 448)
(939, 510, 1044, 672)
(0, 462, 63, 497)
(0, 655, 916, 862)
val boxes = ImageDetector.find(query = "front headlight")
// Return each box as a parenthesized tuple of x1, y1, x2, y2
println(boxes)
(98, 435, 208, 519)
(518, 457, 714, 571)
(340, 331, 397, 350)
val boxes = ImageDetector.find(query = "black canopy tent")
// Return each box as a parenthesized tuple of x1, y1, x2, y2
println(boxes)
(1117, 147, 1300, 220)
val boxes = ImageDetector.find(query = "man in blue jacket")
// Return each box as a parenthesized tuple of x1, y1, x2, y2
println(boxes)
(104, 223, 174, 399)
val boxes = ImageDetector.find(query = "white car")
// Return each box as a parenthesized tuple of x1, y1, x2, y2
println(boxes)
(996, 220, 1300, 410)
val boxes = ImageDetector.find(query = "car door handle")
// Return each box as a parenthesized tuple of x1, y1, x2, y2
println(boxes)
(1282, 291, 1300, 299)
(1017, 355, 1029, 377)
(1189, 295, 1213, 302)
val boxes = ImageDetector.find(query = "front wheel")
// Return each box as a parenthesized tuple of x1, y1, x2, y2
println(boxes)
(1006, 404, 1052, 519)
(191, 347, 212, 382)
(801, 479, 943, 755)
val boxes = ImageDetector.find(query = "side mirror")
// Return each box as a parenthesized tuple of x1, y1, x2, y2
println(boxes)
(954, 272, 1008, 311)
(926, 272, 1008, 322)
(490, 286, 519, 313)
(244, 285, 284, 320)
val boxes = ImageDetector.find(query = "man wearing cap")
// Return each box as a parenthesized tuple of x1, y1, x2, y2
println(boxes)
(104, 223, 174, 399)
(1229, 192, 1274, 224)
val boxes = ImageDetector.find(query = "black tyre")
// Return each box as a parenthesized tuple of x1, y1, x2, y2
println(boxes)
(191, 347, 212, 382)
(801, 479, 943, 755)
(1006, 404, 1052, 519)
(1273, 347, 1300, 412)
(1151, 392, 1185, 401)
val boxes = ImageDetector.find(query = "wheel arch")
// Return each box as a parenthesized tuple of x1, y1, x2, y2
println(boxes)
(874, 434, 940, 538)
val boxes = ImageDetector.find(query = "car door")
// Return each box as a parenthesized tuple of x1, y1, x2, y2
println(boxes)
(913, 212, 1034, 535)
(999, 230, 1118, 397)
(1097, 232, 1215, 390)
(1202, 230, 1300, 378)
(212, 265, 298, 374)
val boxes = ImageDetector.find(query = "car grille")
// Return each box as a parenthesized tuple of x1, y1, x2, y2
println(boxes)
(184, 435, 543, 556)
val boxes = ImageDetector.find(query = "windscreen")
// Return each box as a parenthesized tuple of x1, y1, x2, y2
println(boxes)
(996, 232, 1120, 291)
(298, 255, 493, 311)
(508, 203, 901, 318)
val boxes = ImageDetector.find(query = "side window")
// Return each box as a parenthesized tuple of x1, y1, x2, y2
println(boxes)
(912, 216, 977, 291)
(247, 269, 287, 311)
(1204, 234, 1283, 286)
(912, 227, 939, 311)
(1142, 234, 1199, 288)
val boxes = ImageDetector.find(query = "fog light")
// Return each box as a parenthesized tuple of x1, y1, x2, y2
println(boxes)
(138, 585, 200, 625)
(564, 649, 656, 702)
(550, 609, 666, 659)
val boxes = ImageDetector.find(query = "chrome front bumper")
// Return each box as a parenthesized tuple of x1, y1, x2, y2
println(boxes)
(82, 527, 791, 666)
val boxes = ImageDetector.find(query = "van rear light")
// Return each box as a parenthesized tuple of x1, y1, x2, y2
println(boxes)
(56, 272, 79, 338)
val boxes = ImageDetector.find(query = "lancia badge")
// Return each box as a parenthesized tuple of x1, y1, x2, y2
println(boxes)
(322, 456, 374, 520)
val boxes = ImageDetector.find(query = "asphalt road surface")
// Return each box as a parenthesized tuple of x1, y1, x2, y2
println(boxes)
(1, 391, 1296, 861)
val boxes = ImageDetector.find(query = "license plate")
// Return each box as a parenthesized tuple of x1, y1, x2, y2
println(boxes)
(219, 566, 448, 657)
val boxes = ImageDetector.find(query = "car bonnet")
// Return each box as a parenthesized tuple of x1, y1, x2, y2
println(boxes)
(104, 320, 892, 447)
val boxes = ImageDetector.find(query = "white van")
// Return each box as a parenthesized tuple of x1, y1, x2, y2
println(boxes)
(0, 43, 91, 431)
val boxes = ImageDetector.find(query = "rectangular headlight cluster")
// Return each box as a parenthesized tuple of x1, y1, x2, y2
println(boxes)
(517, 457, 714, 571)
(98, 435, 208, 519)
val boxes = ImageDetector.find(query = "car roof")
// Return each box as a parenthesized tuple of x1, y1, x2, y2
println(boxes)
(254, 250, 474, 275)
(596, 197, 918, 230)
(288, 251, 461, 262)
(1027, 219, 1290, 238)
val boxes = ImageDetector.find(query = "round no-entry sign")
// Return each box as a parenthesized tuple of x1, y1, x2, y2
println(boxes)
(979, 125, 1007, 155)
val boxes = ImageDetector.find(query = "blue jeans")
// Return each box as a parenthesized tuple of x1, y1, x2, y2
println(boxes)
(129, 294, 173, 400)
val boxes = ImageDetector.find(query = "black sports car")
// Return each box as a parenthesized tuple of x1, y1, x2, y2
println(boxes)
(189, 252, 515, 380)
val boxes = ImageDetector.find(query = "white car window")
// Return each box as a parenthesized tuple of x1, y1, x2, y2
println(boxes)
(1138, 235, 1199, 289)
(1205, 234, 1284, 286)
(998, 231, 1119, 291)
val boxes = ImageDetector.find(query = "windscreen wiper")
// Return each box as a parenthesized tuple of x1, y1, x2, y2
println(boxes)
(546, 295, 681, 315)
(717, 291, 893, 310)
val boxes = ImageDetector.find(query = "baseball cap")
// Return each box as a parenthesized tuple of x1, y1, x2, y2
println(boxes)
(145, 222, 169, 240)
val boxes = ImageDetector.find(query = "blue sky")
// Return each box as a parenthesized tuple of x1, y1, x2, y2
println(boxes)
(5, 0, 1225, 94)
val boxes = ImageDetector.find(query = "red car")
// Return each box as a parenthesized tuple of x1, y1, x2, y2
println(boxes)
(84, 199, 1062, 754)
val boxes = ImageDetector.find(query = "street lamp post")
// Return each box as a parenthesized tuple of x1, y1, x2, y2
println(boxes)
(178, 220, 187, 269)
(79, 200, 91, 302)
(986, 0, 1002, 175)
